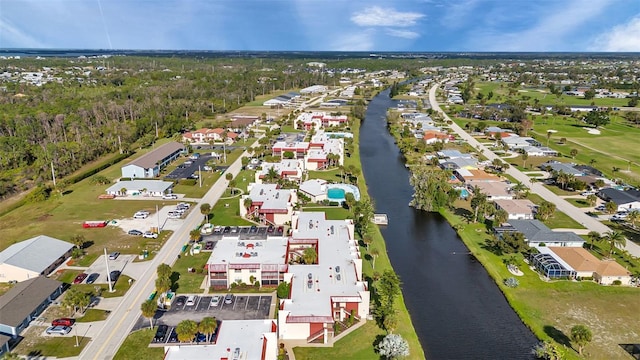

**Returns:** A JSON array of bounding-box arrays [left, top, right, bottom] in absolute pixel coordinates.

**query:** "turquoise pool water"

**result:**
[[327, 188, 346, 201], [459, 188, 469, 198]]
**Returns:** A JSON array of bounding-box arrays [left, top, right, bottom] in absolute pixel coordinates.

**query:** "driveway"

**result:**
[[429, 82, 640, 258], [111, 205, 190, 233], [84, 254, 137, 284]]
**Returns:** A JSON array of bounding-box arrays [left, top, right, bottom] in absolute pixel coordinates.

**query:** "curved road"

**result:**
[[428, 82, 640, 258]]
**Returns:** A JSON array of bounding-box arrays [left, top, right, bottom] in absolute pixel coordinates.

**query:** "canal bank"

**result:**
[[360, 88, 537, 359]]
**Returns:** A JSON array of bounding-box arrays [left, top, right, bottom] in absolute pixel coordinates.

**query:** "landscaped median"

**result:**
[[440, 208, 640, 360]]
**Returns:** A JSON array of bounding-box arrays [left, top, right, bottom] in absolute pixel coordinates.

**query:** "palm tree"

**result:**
[[586, 231, 601, 250], [189, 229, 201, 243], [370, 248, 380, 269], [627, 209, 640, 228], [302, 247, 318, 264], [521, 153, 529, 169], [176, 319, 199, 343], [603, 230, 626, 257], [511, 181, 527, 199], [157, 263, 172, 280], [605, 201, 618, 214], [155, 276, 172, 295], [570, 325, 592, 356], [141, 300, 157, 328], [470, 187, 487, 223], [586, 194, 597, 207], [198, 317, 218, 343], [243, 197, 253, 213], [200, 203, 211, 222]]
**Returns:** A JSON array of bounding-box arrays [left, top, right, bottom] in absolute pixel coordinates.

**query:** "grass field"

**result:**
[[442, 209, 640, 360], [75, 308, 109, 322], [171, 249, 209, 294], [14, 332, 88, 357], [113, 328, 164, 360]]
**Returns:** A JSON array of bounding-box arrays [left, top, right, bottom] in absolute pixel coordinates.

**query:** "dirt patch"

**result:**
[[37, 213, 53, 221]]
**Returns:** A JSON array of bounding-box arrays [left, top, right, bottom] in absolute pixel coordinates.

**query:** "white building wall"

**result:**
[[277, 310, 311, 340], [0, 263, 40, 283]]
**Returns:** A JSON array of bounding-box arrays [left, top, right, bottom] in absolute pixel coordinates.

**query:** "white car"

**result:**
[[167, 211, 181, 219], [46, 325, 71, 335], [162, 193, 178, 200], [210, 296, 220, 307], [177, 202, 191, 209], [143, 232, 158, 239], [133, 211, 149, 219]]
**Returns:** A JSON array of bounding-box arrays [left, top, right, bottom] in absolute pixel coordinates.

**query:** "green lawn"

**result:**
[[15, 335, 88, 357], [57, 270, 82, 284], [308, 168, 343, 182], [525, 193, 585, 229], [294, 322, 384, 360], [74, 274, 134, 298], [172, 249, 209, 294], [75, 309, 109, 322], [441, 209, 640, 360], [303, 206, 352, 220], [113, 328, 164, 360], [565, 198, 591, 208]]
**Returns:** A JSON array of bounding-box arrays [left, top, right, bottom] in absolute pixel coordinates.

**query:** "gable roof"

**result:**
[[0, 235, 73, 273], [598, 188, 640, 206], [0, 276, 62, 327], [125, 142, 184, 169], [547, 247, 600, 272], [502, 220, 585, 245], [494, 199, 536, 215]]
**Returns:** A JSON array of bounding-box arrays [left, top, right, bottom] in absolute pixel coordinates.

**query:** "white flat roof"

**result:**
[[258, 160, 303, 177], [208, 237, 288, 265], [105, 180, 173, 193], [299, 179, 327, 197], [285, 212, 365, 318], [247, 184, 293, 211], [163, 319, 276, 360]]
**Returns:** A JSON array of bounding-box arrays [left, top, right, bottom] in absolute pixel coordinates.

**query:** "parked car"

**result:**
[[595, 205, 606, 211], [249, 225, 258, 234], [133, 211, 149, 219], [205, 241, 214, 250], [231, 226, 239, 234], [162, 193, 178, 200], [168, 329, 179, 343], [224, 293, 234, 304], [267, 225, 274, 233], [108, 252, 120, 260], [223, 226, 231, 234], [210, 296, 221, 307], [52, 318, 75, 327], [195, 332, 207, 343], [153, 325, 169, 343], [175, 296, 186, 307], [109, 270, 121, 283], [73, 273, 88, 284], [186, 295, 197, 306], [128, 229, 143, 236], [85, 273, 99, 284], [177, 202, 191, 209], [143, 232, 158, 239], [46, 326, 72, 335], [277, 226, 284, 234], [168, 211, 181, 219]]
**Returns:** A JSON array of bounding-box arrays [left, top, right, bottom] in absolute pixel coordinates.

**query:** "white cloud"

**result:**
[[469, 0, 611, 51], [592, 15, 640, 51], [330, 30, 375, 51], [351, 6, 424, 27], [0, 17, 47, 48], [386, 29, 420, 39]]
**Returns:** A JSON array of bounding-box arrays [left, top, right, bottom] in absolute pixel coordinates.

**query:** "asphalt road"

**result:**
[[80, 140, 256, 360], [428, 82, 640, 258]]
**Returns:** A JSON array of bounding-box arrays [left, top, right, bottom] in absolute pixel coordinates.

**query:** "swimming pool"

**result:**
[[326, 184, 361, 203], [457, 187, 470, 198]]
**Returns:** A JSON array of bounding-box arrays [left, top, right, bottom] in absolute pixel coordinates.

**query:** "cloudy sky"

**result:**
[[1, 0, 639, 51]]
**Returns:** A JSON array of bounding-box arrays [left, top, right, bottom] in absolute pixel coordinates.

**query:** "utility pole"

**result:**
[[118, 135, 123, 154], [104, 248, 114, 293], [155, 121, 159, 138], [156, 204, 161, 232], [199, 166, 202, 188]]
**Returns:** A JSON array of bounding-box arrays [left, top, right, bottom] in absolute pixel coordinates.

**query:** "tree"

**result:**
[[382, 311, 398, 333], [570, 148, 578, 159], [603, 230, 626, 257], [200, 203, 211, 222], [494, 209, 508, 226], [283, 150, 295, 159], [628, 96, 638, 107], [586, 194, 597, 207], [244, 197, 253, 213], [276, 282, 290, 299], [189, 229, 201, 243], [546, 130, 553, 146], [584, 110, 610, 128], [586, 231, 601, 250], [176, 319, 199, 343], [570, 324, 592, 356], [594, 179, 605, 189], [409, 167, 454, 212], [141, 299, 157, 328], [536, 201, 556, 221], [155, 276, 172, 295], [198, 317, 218, 343], [605, 201, 617, 214], [344, 192, 356, 209], [353, 198, 374, 236], [370, 248, 380, 269], [521, 153, 529, 169], [229, 179, 237, 194], [376, 270, 401, 313], [583, 89, 596, 100], [531, 340, 564, 360], [70, 234, 86, 249], [157, 263, 172, 280], [225, 172, 233, 181], [302, 247, 318, 264], [627, 209, 640, 228], [377, 334, 410, 359], [470, 188, 488, 223], [511, 181, 527, 199]]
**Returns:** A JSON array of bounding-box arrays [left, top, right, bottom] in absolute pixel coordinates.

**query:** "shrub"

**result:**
[[180, 179, 198, 186], [504, 277, 519, 288], [612, 280, 622, 286]]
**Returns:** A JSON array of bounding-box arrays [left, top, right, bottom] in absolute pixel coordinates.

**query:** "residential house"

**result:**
[[437, 150, 475, 159], [0, 277, 64, 338], [240, 184, 297, 225], [502, 136, 538, 150], [105, 180, 174, 197], [468, 181, 513, 201], [541, 161, 585, 176], [494, 199, 537, 220], [0, 235, 74, 283], [598, 188, 640, 212], [121, 142, 185, 178], [536, 247, 632, 285], [496, 220, 585, 247], [455, 169, 501, 183], [423, 130, 450, 145]]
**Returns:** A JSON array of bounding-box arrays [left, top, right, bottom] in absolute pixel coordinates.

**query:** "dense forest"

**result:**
[[0, 56, 420, 199]]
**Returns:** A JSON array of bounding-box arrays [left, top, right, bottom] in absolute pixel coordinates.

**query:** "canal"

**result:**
[[359, 88, 537, 359]]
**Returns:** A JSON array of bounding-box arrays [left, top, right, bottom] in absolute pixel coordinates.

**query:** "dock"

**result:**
[[373, 214, 388, 225]]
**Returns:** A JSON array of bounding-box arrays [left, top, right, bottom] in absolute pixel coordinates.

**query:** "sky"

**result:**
[[1, 0, 639, 52]]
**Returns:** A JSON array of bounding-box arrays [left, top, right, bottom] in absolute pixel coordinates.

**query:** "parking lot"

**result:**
[[136, 294, 274, 345], [82, 254, 135, 284], [202, 225, 284, 243], [165, 154, 213, 180], [113, 205, 190, 234]]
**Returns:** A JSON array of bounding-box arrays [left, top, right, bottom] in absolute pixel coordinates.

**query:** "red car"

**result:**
[[73, 273, 88, 284], [52, 318, 75, 327]]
